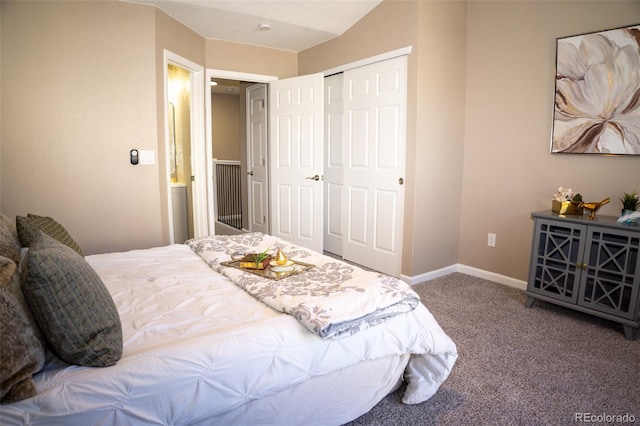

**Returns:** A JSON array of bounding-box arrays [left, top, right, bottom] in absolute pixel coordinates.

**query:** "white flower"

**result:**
[[553, 186, 579, 202]]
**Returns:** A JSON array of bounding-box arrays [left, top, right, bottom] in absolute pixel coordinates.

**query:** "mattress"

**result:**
[[0, 244, 457, 425]]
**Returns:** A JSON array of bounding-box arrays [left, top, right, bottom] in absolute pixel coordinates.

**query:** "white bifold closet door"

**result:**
[[341, 56, 407, 277], [268, 57, 407, 277]]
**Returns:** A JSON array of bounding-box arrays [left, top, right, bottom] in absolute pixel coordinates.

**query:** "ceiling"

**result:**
[[127, 0, 382, 53], [210, 78, 242, 95]]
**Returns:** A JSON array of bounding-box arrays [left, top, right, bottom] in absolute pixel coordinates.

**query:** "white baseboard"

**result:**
[[405, 264, 527, 290], [401, 264, 457, 285], [456, 264, 527, 290]]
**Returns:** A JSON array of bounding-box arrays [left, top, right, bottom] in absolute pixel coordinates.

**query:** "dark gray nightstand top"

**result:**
[[531, 210, 639, 233]]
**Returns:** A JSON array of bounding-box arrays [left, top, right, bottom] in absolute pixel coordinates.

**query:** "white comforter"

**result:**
[[0, 244, 457, 425]]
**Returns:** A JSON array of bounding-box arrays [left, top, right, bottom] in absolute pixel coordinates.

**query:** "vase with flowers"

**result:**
[[552, 186, 583, 215]]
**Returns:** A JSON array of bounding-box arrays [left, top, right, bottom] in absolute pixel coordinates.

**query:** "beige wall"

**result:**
[[0, 1, 297, 255], [211, 93, 241, 161], [0, 1, 207, 254], [1, 1, 162, 254], [205, 39, 297, 78], [460, 1, 640, 281], [298, 1, 418, 75], [411, 1, 467, 276]]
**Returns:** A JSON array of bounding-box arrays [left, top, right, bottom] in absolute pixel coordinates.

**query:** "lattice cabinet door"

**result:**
[[528, 219, 586, 304], [577, 228, 640, 320]]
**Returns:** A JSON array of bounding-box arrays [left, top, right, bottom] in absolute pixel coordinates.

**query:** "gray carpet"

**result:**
[[345, 273, 640, 425]]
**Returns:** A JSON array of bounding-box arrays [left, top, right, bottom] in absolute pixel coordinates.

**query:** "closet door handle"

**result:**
[[247, 171, 254, 176], [306, 174, 320, 181]]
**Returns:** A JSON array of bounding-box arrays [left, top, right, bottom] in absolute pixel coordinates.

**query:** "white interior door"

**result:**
[[342, 56, 407, 277], [269, 73, 324, 252], [323, 73, 344, 255], [247, 84, 269, 234]]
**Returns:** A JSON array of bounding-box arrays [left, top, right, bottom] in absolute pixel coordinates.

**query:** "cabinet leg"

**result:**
[[623, 325, 638, 340], [525, 297, 535, 309]]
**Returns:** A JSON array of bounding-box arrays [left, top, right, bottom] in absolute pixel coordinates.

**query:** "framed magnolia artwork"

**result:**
[[551, 24, 640, 155]]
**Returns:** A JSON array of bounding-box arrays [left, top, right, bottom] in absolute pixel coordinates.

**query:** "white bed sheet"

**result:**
[[0, 244, 457, 425]]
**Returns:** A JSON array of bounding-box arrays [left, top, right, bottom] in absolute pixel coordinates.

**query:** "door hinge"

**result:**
[[191, 176, 195, 182]]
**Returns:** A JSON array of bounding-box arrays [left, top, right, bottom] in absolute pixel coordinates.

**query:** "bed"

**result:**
[[0, 214, 457, 425]]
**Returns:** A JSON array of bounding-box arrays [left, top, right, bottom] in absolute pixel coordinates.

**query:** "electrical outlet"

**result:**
[[488, 233, 496, 247]]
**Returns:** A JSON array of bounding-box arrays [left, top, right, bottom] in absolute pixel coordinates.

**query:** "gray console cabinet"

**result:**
[[525, 211, 640, 339]]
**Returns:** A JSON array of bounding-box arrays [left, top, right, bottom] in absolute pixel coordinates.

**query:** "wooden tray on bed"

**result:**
[[220, 259, 314, 281]]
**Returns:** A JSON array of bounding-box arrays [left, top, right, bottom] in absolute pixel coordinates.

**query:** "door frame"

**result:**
[[321, 46, 411, 76], [163, 50, 205, 243], [205, 69, 278, 234]]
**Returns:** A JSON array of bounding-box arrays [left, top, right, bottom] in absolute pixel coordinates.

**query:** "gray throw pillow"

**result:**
[[0, 256, 46, 404], [21, 232, 122, 367], [0, 213, 21, 264], [16, 214, 84, 257]]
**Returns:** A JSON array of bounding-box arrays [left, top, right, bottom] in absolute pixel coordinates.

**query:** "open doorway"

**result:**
[[167, 64, 193, 242], [206, 69, 277, 236], [209, 79, 269, 236], [163, 50, 205, 244], [209, 78, 246, 236]]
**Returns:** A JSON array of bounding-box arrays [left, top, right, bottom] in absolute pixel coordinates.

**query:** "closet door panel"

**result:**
[[342, 56, 407, 277]]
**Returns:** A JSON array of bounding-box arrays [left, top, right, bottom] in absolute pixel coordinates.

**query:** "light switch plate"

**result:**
[[139, 150, 156, 165]]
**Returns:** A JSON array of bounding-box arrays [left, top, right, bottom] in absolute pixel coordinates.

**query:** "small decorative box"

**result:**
[[552, 200, 583, 215], [238, 254, 272, 269]]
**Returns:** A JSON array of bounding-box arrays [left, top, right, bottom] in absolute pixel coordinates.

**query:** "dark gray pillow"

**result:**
[[0, 213, 21, 264], [21, 232, 122, 367], [0, 256, 46, 403], [16, 214, 84, 257]]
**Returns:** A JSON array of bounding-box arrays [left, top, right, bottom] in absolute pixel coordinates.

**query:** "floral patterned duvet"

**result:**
[[187, 233, 420, 339]]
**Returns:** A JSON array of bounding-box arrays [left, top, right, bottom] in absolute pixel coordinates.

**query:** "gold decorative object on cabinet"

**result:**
[[579, 198, 610, 219], [551, 200, 583, 215]]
